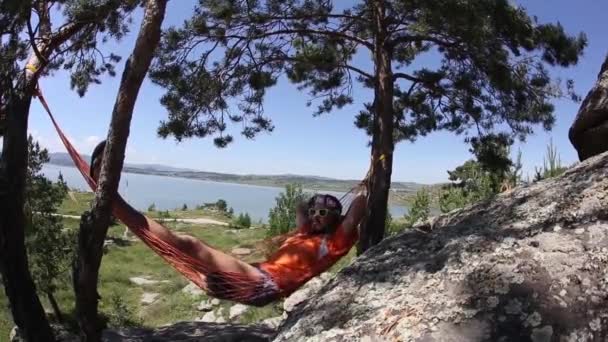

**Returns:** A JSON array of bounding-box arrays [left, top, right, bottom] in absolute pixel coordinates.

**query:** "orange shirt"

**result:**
[[258, 223, 358, 296]]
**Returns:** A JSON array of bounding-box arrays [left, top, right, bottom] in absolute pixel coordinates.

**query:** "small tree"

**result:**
[[403, 188, 431, 228], [438, 159, 496, 213], [181, 203, 188, 211], [215, 199, 228, 212], [438, 137, 523, 213], [267, 184, 308, 237], [148, 203, 156, 212], [24, 137, 71, 322], [233, 212, 252, 229], [243, 213, 251, 228], [438, 186, 470, 214]]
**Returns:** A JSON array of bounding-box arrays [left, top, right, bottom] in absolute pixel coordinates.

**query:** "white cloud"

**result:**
[[124, 146, 160, 164], [85, 135, 101, 149], [26, 126, 92, 154]]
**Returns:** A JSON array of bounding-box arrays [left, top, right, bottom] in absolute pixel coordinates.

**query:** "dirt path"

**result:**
[[53, 213, 228, 226]]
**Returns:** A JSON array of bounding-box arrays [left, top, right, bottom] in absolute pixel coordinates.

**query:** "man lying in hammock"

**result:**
[[90, 141, 367, 306]]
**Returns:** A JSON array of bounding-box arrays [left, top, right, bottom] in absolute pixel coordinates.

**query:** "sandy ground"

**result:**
[[53, 213, 229, 226]]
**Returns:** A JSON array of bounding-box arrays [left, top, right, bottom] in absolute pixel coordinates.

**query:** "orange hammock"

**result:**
[[35, 88, 363, 304]]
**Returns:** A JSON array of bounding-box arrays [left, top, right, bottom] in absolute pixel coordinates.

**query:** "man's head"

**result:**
[[90, 140, 106, 181], [306, 194, 342, 233]]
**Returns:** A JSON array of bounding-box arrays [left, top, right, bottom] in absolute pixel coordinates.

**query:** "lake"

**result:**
[[42, 164, 409, 223]]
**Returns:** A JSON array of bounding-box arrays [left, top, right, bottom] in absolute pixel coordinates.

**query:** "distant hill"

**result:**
[[49, 152, 194, 172], [48, 152, 440, 204]]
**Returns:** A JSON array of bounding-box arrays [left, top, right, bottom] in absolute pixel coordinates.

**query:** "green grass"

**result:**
[[59, 191, 95, 216]]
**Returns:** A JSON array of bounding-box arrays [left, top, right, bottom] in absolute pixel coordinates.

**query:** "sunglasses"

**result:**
[[308, 208, 335, 217]]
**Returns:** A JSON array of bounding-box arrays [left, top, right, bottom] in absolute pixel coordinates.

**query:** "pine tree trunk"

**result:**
[[357, 0, 394, 254], [0, 87, 55, 341], [47, 291, 64, 323], [569, 56, 608, 161], [73, 1, 167, 341]]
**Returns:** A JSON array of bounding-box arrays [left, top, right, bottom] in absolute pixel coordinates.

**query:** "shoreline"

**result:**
[[46, 163, 416, 206]]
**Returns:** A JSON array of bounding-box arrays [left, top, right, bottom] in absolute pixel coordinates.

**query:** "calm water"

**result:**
[[42, 164, 408, 222]]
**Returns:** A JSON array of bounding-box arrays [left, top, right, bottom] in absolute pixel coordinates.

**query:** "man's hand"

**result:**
[[295, 200, 309, 228]]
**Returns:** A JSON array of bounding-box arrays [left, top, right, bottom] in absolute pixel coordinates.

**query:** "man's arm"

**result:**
[[295, 200, 309, 229], [341, 194, 367, 234]]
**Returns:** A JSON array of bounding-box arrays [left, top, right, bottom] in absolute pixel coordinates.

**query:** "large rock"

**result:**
[[198, 310, 220, 323], [103, 322, 274, 341], [197, 299, 214, 312], [231, 247, 252, 256], [182, 281, 204, 297], [129, 276, 168, 286], [274, 151, 608, 341], [262, 316, 285, 330], [11, 325, 78, 342], [229, 304, 250, 320], [569, 55, 608, 161], [282, 273, 332, 313], [141, 292, 160, 305], [9, 326, 19, 342]]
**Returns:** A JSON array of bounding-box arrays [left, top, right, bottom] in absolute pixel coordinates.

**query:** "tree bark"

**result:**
[[0, 86, 55, 342], [0, 5, 58, 335], [569, 55, 608, 161], [357, 0, 394, 254], [47, 291, 64, 323], [72, 1, 167, 341]]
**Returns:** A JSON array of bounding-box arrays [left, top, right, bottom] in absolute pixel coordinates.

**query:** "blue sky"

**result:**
[[22, 0, 608, 183]]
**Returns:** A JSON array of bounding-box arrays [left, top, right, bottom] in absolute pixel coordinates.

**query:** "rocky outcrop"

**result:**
[[274, 151, 608, 341], [102, 322, 274, 342], [569, 55, 608, 161], [282, 272, 332, 313]]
